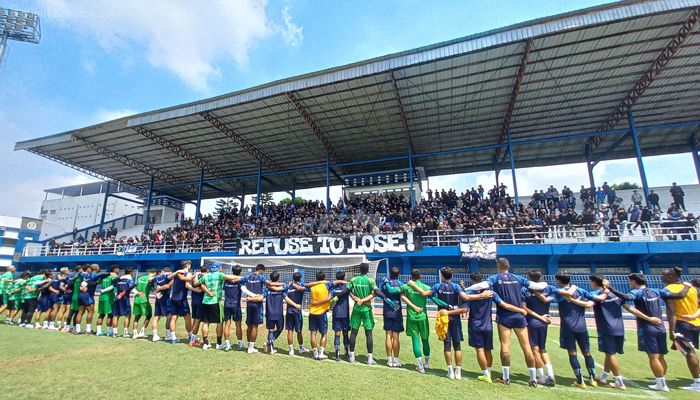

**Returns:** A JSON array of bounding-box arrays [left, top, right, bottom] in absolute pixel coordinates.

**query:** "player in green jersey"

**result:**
[[385, 269, 449, 373], [339, 262, 396, 365], [21, 271, 50, 328], [196, 262, 245, 350], [132, 269, 156, 339], [0, 265, 16, 322], [7, 272, 28, 324], [96, 266, 119, 336]]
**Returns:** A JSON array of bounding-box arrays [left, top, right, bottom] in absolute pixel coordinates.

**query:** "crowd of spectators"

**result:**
[[46, 181, 698, 253]]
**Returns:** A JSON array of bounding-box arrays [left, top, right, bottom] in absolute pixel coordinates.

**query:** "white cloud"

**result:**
[[92, 108, 138, 123], [280, 6, 303, 47], [81, 58, 95, 74], [38, 0, 304, 91]]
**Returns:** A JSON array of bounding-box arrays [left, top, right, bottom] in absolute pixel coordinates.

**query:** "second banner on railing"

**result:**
[[459, 237, 497, 259], [237, 232, 420, 255]]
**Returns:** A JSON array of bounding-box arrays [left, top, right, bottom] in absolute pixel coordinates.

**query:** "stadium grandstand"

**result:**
[[11, 0, 700, 278]]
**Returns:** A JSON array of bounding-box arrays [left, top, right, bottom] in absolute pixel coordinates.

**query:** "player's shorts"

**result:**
[[98, 299, 113, 315], [560, 328, 590, 352], [528, 325, 548, 350], [78, 295, 93, 307], [0, 294, 4, 306], [246, 302, 263, 326], [49, 293, 62, 306], [638, 328, 668, 355], [497, 314, 528, 329], [201, 303, 222, 324], [332, 317, 350, 332], [62, 294, 73, 305], [132, 302, 152, 317], [266, 318, 284, 332], [37, 297, 51, 312], [112, 300, 131, 317], [154, 300, 170, 317], [23, 298, 38, 314], [7, 300, 16, 311], [169, 299, 190, 316], [383, 316, 404, 333], [468, 327, 493, 350], [674, 321, 699, 350], [285, 312, 303, 332], [308, 313, 328, 334], [350, 308, 374, 330], [445, 317, 464, 343], [191, 302, 203, 320], [223, 306, 242, 322], [406, 317, 429, 339], [598, 334, 624, 354]]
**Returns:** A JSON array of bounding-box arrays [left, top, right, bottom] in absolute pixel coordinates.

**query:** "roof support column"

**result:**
[[256, 161, 262, 216], [506, 128, 518, 205], [584, 145, 596, 191], [144, 176, 154, 225], [195, 168, 204, 225], [408, 142, 415, 209], [98, 181, 111, 236], [326, 152, 331, 210], [627, 111, 650, 205], [691, 137, 700, 184], [291, 180, 296, 204]]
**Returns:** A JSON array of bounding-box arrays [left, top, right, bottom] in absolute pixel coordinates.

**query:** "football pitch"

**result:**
[[0, 317, 696, 400]]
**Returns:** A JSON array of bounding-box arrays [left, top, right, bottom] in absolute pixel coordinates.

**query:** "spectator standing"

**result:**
[[595, 187, 606, 205], [607, 188, 616, 206], [648, 189, 660, 210], [670, 182, 685, 210], [630, 190, 643, 207]]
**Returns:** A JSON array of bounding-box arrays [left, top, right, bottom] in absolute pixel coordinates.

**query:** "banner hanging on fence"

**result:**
[[238, 232, 419, 256], [460, 237, 496, 260]]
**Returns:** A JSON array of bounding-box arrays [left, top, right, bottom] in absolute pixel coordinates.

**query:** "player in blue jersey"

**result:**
[[60, 266, 82, 332], [240, 264, 284, 354], [35, 271, 54, 329], [605, 273, 690, 392], [222, 264, 244, 351], [77, 265, 110, 334], [151, 267, 175, 342], [380, 267, 404, 367], [45, 270, 66, 330], [452, 272, 530, 384], [285, 271, 308, 356], [263, 271, 301, 355], [407, 267, 493, 380], [465, 258, 548, 385], [188, 266, 206, 347], [551, 272, 597, 389], [112, 268, 136, 337], [330, 271, 352, 361], [581, 274, 628, 390], [167, 261, 194, 344], [521, 270, 556, 386]]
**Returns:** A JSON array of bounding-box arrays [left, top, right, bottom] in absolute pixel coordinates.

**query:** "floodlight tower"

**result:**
[[0, 7, 41, 68]]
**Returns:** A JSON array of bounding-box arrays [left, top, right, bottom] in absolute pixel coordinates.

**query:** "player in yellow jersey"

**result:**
[[661, 267, 700, 391], [307, 271, 334, 360]]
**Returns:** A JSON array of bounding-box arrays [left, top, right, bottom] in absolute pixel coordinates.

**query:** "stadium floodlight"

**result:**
[[0, 7, 41, 68]]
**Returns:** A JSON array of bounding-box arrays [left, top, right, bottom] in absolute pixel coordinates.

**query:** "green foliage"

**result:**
[[279, 196, 306, 205], [214, 197, 237, 218], [251, 192, 274, 206], [610, 181, 641, 190]]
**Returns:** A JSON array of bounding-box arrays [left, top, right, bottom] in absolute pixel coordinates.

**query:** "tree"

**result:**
[[251, 192, 274, 206], [214, 197, 237, 218], [280, 196, 306, 205], [610, 182, 641, 190]]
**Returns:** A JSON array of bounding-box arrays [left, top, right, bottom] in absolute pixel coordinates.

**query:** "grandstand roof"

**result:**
[[15, 0, 700, 201]]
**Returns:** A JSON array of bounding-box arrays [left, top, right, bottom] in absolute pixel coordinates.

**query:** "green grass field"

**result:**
[[0, 315, 697, 400]]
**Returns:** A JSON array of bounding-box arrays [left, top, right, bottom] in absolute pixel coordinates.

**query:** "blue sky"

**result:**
[[0, 0, 697, 219]]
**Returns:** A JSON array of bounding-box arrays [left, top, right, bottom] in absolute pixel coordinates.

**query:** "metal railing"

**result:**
[[21, 220, 700, 257], [24, 241, 239, 257], [421, 221, 700, 246]]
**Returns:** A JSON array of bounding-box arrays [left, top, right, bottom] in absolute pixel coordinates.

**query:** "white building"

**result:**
[[40, 182, 142, 240], [0, 215, 41, 268]]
